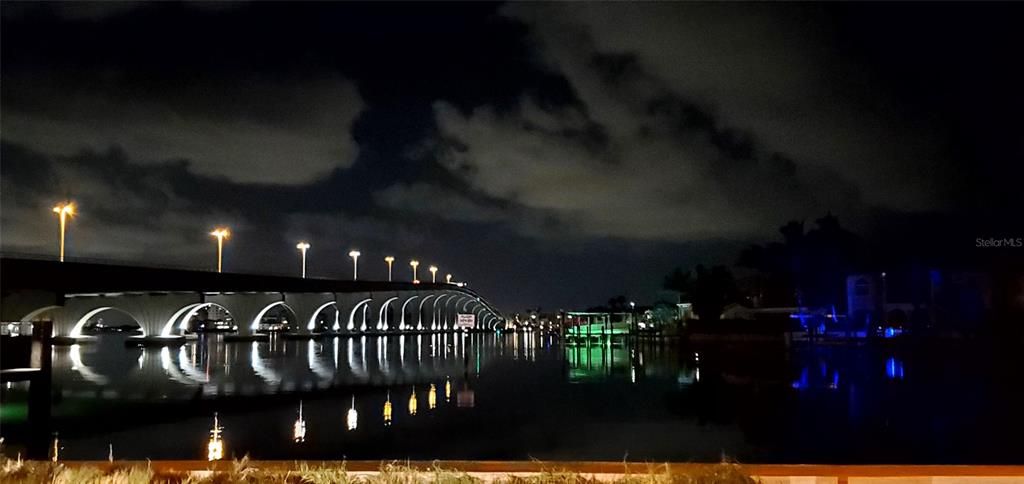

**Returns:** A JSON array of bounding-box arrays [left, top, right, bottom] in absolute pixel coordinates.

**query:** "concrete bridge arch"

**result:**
[[336, 292, 372, 333], [398, 293, 419, 330], [282, 292, 335, 334], [416, 294, 437, 330], [1, 258, 505, 340], [204, 292, 285, 336], [368, 292, 401, 331], [24, 292, 201, 339]]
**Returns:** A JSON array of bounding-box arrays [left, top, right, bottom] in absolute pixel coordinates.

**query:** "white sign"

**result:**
[[456, 313, 476, 329]]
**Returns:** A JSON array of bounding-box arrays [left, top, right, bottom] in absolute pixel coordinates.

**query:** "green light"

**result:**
[[0, 402, 28, 423]]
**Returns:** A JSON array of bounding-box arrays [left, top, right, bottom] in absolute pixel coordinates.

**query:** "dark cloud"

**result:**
[[375, 183, 507, 225], [503, 3, 955, 212], [2, 142, 216, 262], [416, 39, 868, 241], [3, 75, 363, 185], [1, 1, 145, 21], [2, 2, 1022, 311], [388, 4, 963, 245]]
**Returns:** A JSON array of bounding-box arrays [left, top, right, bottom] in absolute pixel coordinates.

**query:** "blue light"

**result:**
[[885, 357, 905, 380], [788, 311, 810, 329], [881, 326, 903, 338], [792, 367, 809, 389]]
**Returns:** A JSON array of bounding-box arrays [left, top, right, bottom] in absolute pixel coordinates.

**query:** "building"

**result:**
[[846, 269, 994, 332]]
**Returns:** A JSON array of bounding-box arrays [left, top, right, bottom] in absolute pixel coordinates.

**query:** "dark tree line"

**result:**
[[664, 212, 865, 320], [663, 264, 739, 321], [586, 295, 631, 313], [738, 212, 864, 309]]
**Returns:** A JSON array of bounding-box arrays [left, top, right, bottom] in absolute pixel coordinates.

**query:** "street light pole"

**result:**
[[881, 271, 888, 325], [384, 256, 395, 281], [429, 266, 438, 283], [410, 260, 419, 283], [52, 202, 76, 262], [210, 228, 230, 273], [629, 301, 636, 335], [446, 274, 452, 284], [348, 250, 361, 280], [296, 242, 310, 278]]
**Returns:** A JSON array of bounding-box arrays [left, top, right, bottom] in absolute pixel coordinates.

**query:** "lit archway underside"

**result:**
[[250, 301, 297, 332], [161, 302, 233, 337], [69, 306, 145, 338], [348, 298, 372, 331], [308, 301, 337, 331]]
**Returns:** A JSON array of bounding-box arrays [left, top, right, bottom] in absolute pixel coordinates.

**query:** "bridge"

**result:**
[[0, 258, 504, 342]]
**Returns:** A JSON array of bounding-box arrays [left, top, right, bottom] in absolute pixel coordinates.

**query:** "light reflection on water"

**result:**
[[52, 333, 501, 399], [12, 332, 1024, 463]]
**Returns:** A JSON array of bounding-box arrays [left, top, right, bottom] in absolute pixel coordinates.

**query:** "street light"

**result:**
[[52, 202, 76, 262], [446, 274, 452, 284], [384, 256, 395, 281], [429, 265, 438, 283], [410, 260, 420, 283], [210, 228, 230, 273], [296, 242, 310, 278], [348, 250, 361, 280]]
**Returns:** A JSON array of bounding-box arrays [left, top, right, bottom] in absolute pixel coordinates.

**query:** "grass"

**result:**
[[1, 456, 154, 484], [0, 456, 758, 484]]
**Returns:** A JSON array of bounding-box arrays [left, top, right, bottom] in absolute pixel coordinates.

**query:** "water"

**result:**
[[2, 332, 1024, 463]]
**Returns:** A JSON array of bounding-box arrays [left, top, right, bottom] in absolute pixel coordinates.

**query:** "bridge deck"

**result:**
[[0, 257, 448, 294]]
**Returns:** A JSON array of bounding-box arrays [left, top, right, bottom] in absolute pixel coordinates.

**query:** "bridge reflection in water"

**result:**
[[50, 332, 501, 401], [19, 329, 1019, 464]]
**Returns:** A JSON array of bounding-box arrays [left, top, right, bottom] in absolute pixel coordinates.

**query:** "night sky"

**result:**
[[2, 2, 1022, 312]]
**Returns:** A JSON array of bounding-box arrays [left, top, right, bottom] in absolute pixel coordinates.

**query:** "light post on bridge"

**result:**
[[296, 242, 310, 278], [348, 250, 361, 280], [210, 228, 230, 273], [410, 260, 420, 283], [446, 273, 452, 284], [384, 256, 395, 281], [52, 202, 76, 262], [429, 265, 438, 283]]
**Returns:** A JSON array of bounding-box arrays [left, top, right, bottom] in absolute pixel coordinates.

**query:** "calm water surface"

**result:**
[[3, 331, 1024, 463]]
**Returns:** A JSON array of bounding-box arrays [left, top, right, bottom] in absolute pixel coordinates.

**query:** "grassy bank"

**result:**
[[1, 457, 756, 484]]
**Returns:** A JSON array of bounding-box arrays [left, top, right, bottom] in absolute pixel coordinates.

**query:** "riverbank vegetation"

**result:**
[[1, 457, 756, 483]]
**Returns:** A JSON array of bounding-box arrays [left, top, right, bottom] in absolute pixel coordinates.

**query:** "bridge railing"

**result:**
[[0, 251, 223, 273], [1, 251, 344, 281]]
